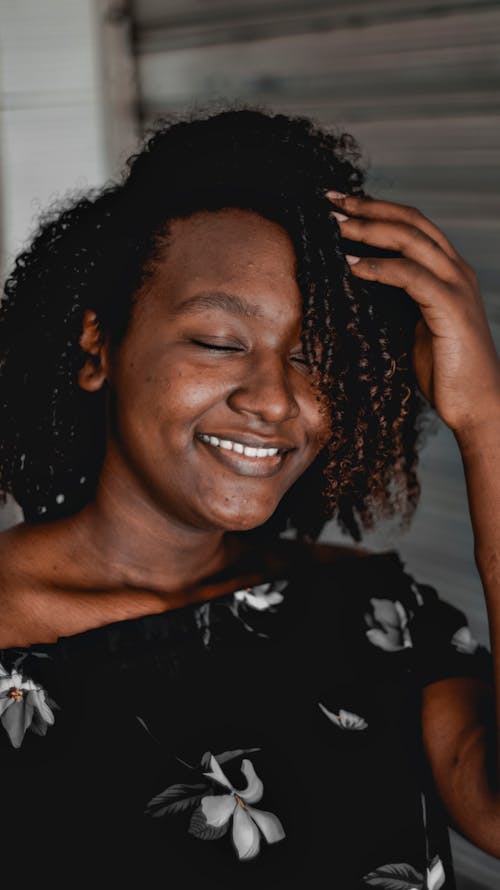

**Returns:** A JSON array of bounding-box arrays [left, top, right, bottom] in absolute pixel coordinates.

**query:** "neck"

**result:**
[[58, 465, 247, 598]]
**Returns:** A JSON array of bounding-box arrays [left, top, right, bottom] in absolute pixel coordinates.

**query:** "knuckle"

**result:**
[[351, 217, 368, 234], [443, 257, 464, 286], [401, 223, 425, 246], [446, 258, 470, 286], [406, 260, 423, 283], [443, 281, 461, 301]]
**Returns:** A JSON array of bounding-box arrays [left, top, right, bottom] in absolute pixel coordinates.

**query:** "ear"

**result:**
[[77, 309, 108, 392]]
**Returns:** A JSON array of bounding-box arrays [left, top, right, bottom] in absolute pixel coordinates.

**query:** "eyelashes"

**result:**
[[191, 339, 240, 352], [190, 340, 309, 366]]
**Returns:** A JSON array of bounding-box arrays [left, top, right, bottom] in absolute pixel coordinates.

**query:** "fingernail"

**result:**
[[330, 211, 349, 222], [345, 254, 361, 265], [325, 190, 346, 200]]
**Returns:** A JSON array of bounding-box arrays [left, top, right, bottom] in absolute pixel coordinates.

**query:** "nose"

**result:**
[[227, 351, 300, 423]]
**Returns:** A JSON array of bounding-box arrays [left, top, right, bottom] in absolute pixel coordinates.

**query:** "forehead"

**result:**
[[138, 208, 303, 325]]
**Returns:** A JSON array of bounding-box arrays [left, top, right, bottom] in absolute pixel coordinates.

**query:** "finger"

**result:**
[[346, 255, 460, 315], [327, 193, 468, 272], [334, 216, 463, 285]]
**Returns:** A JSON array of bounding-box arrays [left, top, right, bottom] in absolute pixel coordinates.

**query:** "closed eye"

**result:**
[[190, 339, 242, 352], [191, 339, 309, 366]]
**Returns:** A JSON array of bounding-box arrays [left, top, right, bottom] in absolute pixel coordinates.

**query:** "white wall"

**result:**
[[0, 0, 114, 528], [0, 0, 109, 263]]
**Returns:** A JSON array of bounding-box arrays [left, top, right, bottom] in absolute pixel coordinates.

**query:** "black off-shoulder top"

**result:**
[[0, 545, 492, 889]]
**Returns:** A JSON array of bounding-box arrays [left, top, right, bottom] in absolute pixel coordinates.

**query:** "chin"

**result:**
[[228, 516, 274, 533], [208, 503, 280, 533]]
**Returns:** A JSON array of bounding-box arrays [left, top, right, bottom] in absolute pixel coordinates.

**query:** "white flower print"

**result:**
[[193, 601, 212, 648], [192, 581, 288, 648], [427, 855, 446, 890], [318, 702, 368, 730], [451, 625, 479, 655], [409, 579, 425, 607], [0, 663, 56, 748], [364, 598, 413, 652], [227, 580, 288, 639], [195, 754, 285, 860], [362, 854, 445, 889], [233, 580, 287, 611], [145, 749, 285, 861]]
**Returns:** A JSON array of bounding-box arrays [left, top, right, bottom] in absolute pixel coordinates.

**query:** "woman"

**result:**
[[0, 109, 498, 888]]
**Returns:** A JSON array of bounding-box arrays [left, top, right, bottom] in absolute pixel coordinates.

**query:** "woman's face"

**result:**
[[102, 208, 331, 532]]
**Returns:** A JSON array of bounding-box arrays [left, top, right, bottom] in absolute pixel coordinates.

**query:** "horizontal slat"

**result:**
[[133, 0, 499, 51], [137, 9, 500, 134]]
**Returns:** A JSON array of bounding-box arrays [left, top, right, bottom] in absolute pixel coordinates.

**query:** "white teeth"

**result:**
[[198, 434, 281, 459]]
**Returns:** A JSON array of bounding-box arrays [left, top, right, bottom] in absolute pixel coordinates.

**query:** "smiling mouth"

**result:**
[[195, 433, 294, 477], [197, 433, 287, 459]]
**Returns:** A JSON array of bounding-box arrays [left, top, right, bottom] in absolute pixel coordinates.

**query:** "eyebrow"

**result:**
[[169, 291, 265, 319]]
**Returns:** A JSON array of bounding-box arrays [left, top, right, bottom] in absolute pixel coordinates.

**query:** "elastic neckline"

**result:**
[[20, 539, 302, 654]]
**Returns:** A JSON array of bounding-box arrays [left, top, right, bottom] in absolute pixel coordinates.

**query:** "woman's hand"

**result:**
[[326, 192, 500, 437]]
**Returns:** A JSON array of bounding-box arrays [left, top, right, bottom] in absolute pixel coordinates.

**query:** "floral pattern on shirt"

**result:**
[[450, 625, 479, 655], [193, 580, 288, 647], [364, 598, 413, 652], [1, 550, 491, 885], [362, 855, 445, 889], [318, 702, 368, 730], [145, 748, 285, 861], [233, 581, 286, 611], [227, 579, 288, 638], [0, 661, 57, 748]]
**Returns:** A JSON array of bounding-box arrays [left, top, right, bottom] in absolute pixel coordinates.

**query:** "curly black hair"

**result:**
[[0, 107, 432, 542]]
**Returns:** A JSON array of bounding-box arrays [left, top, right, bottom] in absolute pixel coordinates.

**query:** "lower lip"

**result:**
[[196, 437, 292, 477]]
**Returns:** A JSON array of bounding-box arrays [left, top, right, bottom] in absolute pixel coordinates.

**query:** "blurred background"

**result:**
[[0, 1, 499, 885]]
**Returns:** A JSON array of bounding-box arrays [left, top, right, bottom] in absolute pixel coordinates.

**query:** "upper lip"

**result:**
[[196, 432, 297, 452]]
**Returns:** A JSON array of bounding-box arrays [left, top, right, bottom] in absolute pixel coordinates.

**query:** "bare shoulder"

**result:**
[[0, 523, 31, 591], [0, 522, 58, 647], [0, 521, 50, 585]]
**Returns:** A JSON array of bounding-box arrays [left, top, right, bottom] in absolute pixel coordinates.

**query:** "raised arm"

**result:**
[[326, 189, 500, 856]]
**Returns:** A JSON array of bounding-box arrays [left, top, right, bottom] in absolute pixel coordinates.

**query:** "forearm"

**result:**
[[421, 414, 500, 854], [423, 678, 500, 856], [454, 412, 500, 761]]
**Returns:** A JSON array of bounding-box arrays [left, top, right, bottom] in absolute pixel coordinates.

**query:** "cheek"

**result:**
[[165, 369, 223, 415], [106, 348, 222, 480], [112, 360, 225, 448]]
